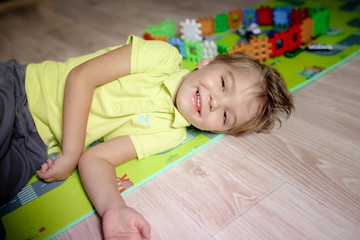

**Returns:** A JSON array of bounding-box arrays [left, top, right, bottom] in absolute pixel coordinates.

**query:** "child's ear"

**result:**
[[197, 57, 215, 69]]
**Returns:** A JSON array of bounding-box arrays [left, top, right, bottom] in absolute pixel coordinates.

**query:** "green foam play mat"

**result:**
[[1, 0, 359, 239]]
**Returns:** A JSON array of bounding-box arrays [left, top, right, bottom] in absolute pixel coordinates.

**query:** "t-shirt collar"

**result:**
[[164, 69, 191, 128]]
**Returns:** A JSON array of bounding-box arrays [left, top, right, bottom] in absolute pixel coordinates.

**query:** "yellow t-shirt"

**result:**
[[25, 35, 190, 159]]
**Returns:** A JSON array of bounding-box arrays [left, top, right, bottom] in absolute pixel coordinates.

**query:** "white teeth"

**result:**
[[196, 91, 200, 112]]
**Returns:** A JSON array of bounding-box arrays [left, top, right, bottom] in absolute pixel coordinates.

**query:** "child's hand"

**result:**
[[102, 206, 151, 240], [36, 152, 78, 182]]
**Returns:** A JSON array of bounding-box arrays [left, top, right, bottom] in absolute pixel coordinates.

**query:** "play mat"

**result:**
[[1, 0, 359, 239]]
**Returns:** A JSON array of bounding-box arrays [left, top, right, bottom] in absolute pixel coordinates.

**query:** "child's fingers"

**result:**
[[47, 158, 53, 168], [41, 162, 49, 172], [36, 168, 55, 182], [36, 169, 46, 179]]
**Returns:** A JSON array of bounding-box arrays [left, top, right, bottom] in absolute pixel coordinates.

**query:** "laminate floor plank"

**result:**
[[154, 139, 285, 235], [214, 183, 360, 240]]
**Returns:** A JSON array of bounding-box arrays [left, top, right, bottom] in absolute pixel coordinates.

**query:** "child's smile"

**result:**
[[193, 88, 201, 115]]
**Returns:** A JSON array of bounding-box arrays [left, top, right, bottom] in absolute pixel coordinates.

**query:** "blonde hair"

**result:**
[[209, 52, 294, 136]]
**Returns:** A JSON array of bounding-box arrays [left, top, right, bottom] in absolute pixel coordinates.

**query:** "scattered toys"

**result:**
[[239, 23, 262, 40], [143, 4, 332, 63]]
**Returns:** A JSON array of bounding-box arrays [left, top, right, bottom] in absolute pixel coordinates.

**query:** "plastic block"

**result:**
[[273, 6, 291, 27], [228, 8, 242, 29], [290, 8, 308, 26], [167, 37, 186, 58], [256, 6, 273, 26], [184, 40, 203, 62], [214, 13, 230, 33], [308, 7, 330, 36], [180, 18, 203, 41], [268, 31, 290, 57], [217, 44, 230, 54], [143, 32, 155, 40], [144, 19, 176, 38], [242, 8, 257, 26], [229, 36, 272, 62], [200, 40, 218, 59], [300, 17, 314, 43], [286, 24, 302, 51], [197, 17, 215, 35]]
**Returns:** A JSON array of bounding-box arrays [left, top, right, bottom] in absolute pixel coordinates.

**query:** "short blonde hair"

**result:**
[[208, 52, 294, 136]]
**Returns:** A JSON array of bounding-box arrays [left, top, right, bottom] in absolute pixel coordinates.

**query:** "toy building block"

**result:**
[[217, 44, 230, 54], [268, 30, 291, 57], [228, 42, 251, 55], [308, 7, 330, 36], [290, 8, 308, 26], [229, 36, 272, 62], [242, 8, 257, 26], [273, 6, 291, 27], [152, 36, 169, 42], [197, 17, 215, 35], [285, 24, 302, 52], [180, 18, 203, 41], [300, 17, 314, 44], [143, 32, 155, 40], [228, 8, 242, 29], [214, 13, 230, 33], [249, 36, 272, 62], [160, 19, 176, 38], [268, 27, 301, 56], [167, 37, 186, 58], [200, 40, 218, 59], [256, 6, 273, 26], [184, 40, 203, 62], [144, 19, 176, 38], [144, 32, 169, 42]]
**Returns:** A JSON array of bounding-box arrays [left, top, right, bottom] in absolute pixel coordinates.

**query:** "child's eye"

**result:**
[[223, 110, 228, 124], [221, 77, 226, 91]]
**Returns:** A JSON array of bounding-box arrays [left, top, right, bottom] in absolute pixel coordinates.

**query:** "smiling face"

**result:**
[[174, 60, 263, 133]]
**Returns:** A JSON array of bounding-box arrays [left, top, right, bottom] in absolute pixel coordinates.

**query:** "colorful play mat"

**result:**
[[1, 0, 359, 239]]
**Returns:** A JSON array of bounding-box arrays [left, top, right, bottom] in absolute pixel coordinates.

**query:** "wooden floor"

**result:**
[[1, 0, 359, 239]]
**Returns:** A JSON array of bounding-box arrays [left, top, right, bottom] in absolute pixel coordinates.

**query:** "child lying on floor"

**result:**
[[0, 35, 293, 239]]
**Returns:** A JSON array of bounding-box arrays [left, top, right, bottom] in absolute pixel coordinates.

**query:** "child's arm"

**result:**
[[37, 44, 132, 181], [78, 135, 151, 240], [37, 43, 151, 238]]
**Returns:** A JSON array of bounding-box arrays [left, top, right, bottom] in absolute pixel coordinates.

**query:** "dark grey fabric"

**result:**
[[0, 60, 48, 206]]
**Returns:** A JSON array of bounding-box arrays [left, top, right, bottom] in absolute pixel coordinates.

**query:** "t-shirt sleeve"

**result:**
[[130, 129, 187, 160], [126, 35, 183, 75]]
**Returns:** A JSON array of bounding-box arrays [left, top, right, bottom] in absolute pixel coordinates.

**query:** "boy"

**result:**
[[0, 35, 293, 239]]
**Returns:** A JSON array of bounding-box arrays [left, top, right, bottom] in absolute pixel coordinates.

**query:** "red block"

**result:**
[[269, 31, 288, 57], [290, 8, 308, 26], [256, 6, 273, 26], [143, 32, 155, 40], [286, 24, 302, 51]]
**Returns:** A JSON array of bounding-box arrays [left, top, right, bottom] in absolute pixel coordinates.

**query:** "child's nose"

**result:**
[[209, 95, 221, 112]]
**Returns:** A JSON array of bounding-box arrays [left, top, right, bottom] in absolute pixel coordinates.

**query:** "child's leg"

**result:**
[[0, 60, 48, 206]]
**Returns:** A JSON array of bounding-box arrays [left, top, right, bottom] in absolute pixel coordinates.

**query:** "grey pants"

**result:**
[[0, 60, 48, 206]]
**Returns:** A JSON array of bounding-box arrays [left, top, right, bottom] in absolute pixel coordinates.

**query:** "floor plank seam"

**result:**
[[152, 180, 217, 239], [211, 181, 287, 237], [223, 137, 289, 182]]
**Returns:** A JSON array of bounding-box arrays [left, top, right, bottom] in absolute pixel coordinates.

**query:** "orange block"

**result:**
[[229, 37, 272, 62], [300, 17, 314, 44], [152, 36, 169, 42], [197, 17, 215, 35], [228, 8, 242, 29]]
